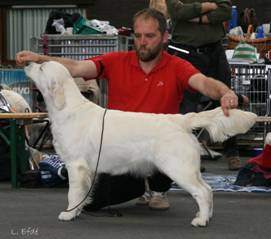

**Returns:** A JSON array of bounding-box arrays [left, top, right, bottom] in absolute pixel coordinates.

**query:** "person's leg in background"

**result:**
[[147, 171, 172, 210], [223, 136, 241, 170], [136, 171, 172, 210], [211, 44, 241, 170]]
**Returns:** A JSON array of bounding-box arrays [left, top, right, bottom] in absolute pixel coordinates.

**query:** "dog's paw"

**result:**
[[191, 217, 208, 227], [58, 211, 77, 221]]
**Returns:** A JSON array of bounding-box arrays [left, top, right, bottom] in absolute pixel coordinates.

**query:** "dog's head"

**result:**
[[25, 61, 70, 110]]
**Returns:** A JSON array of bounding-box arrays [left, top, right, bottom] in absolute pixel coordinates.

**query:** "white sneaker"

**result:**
[[136, 191, 151, 205], [148, 192, 170, 210]]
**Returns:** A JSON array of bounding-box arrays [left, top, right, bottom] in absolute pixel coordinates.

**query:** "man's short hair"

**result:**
[[133, 8, 167, 34]]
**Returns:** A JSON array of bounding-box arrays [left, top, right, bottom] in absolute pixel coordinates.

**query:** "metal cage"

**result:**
[[230, 63, 269, 116], [31, 34, 130, 108], [230, 63, 271, 143], [30, 34, 128, 60]]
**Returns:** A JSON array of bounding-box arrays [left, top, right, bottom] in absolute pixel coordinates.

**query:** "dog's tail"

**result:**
[[184, 107, 257, 142]]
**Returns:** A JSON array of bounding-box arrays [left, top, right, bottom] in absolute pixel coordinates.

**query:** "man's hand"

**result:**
[[201, 2, 218, 13], [16, 51, 42, 66], [220, 90, 238, 116]]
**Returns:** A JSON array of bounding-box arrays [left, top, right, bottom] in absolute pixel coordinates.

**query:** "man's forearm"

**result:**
[[189, 14, 209, 24], [37, 55, 78, 75], [16, 50, 97, 79], [188, 2, 217, 24], [201, 77, 239, 116], [203, 77, 232, 100], [37, 54, 96, 79], [201, 2, 218, 14]]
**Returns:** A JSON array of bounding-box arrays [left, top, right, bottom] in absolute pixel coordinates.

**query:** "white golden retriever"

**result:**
[[24, 61, 257, 227]]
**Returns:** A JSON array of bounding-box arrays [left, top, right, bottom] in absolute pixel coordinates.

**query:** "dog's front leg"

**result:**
[[58, 159, 91, 221]]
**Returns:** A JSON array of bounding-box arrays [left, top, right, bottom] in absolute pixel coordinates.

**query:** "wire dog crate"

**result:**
[[31, 34, 129, 107], [230, 63, 271, 142], [31, 34, 128, 59], [230, 63, 269, 116]]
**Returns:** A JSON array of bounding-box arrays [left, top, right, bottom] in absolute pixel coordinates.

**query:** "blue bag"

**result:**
[[39, 154, 68, 187]]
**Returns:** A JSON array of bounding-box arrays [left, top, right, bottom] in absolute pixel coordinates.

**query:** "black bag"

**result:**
[[0, 137, 10, 181], [19, 170, 42, 188], [44, 10, 81, 34], [234, 163, 271, 187]]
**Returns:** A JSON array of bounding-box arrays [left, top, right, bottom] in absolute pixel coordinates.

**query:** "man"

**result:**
[[165, 0, 245, 170], [16, 8, 239, 211]]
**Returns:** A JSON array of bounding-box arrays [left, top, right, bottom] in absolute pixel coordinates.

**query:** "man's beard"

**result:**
[[136, 43, 163, 62]]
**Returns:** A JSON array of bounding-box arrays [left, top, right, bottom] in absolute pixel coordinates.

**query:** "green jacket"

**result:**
[[166, 0, 231, 47]]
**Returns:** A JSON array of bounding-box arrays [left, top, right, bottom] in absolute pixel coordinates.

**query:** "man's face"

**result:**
[[133, 17, 167, 62]]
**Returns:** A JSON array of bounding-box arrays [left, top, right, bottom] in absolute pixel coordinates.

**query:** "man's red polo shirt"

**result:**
[[89, 51, 199, 114]]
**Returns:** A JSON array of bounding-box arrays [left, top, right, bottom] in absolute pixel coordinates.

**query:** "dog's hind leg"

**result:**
[[156, 155, 213, 227], [189, 182, 213, 227], [58, 159, 91, 221]]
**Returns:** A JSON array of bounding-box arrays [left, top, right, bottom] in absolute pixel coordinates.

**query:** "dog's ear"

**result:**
[[50, 79, 66, 110]]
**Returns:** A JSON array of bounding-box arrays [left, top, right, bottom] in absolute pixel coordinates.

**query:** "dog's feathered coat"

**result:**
[[24, 61, 257, 227]]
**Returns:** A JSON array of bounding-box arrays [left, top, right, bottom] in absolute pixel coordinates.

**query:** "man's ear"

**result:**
[[50, 79, 65, 110], [163, 31, 169, 44]]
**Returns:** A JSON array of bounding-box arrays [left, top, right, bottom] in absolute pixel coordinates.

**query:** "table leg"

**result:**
[[10, 119, 17, 188]]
